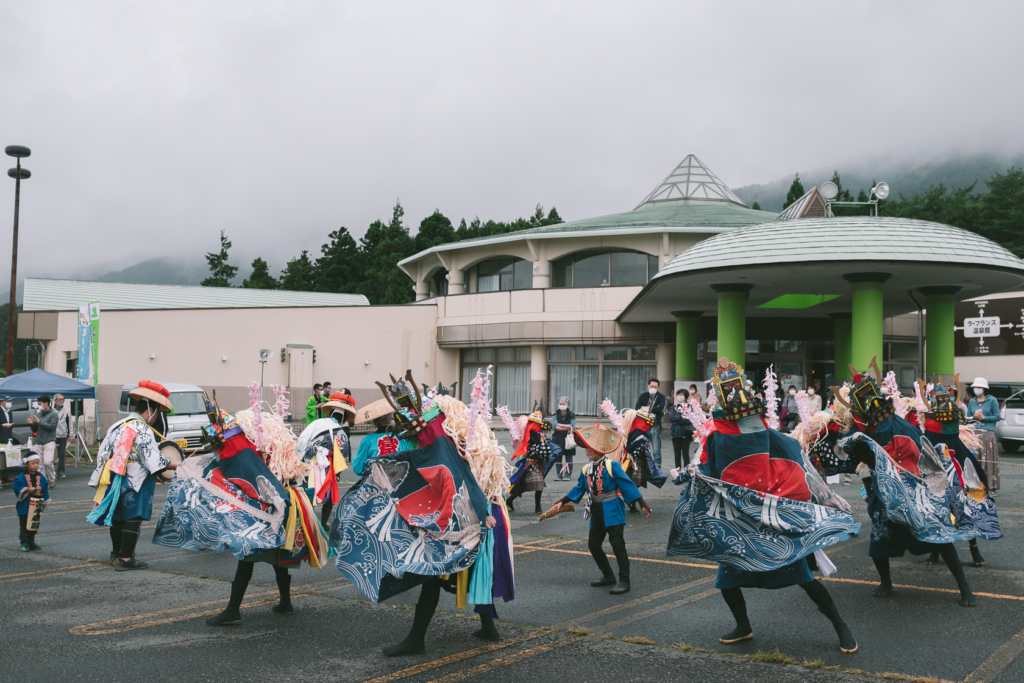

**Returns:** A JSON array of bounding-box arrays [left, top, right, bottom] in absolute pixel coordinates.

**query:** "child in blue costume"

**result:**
[[695, 359, 857, 653], [14, 453, 49, 551], [549, 424, 651, 596]]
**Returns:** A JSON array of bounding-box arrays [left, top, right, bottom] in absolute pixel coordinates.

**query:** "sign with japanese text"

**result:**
[[955, 297, 1024, 356]]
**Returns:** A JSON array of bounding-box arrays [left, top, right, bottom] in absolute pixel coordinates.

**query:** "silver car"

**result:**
[[113, 382, 210, 453], [996, 389, 1024, 453]]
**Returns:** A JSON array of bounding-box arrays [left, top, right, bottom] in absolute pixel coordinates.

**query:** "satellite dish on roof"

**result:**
[[819, 182, 839, 200]]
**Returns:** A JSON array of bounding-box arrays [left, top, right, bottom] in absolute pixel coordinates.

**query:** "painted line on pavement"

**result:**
[[0, 522, 155, 545], [964, 625, 1024, 683], [515, 539, 581, 555], [589, 588, 719, 634], [364, 577, 716, 683], [426, 636, 580, 683], [0, 563, 105, 583], [70, 578, 346, 635]]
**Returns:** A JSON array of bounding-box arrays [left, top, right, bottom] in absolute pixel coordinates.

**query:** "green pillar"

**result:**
[[843, 273, 891, 371], [920, 286, 960, 377], [831, 313, 852, 382], [672, 311, 701, 379], [711, 284, 752, 368]]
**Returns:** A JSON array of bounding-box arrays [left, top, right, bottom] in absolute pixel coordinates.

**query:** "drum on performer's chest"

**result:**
[[157, 441, 184, 482]]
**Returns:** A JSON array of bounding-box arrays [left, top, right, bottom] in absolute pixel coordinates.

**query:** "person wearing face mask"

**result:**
[[52, 394, 72, 480], [669, 389, 695, 468], [967, 378, 1001, 493], [306, 384, 324, 424], [88, 380, 178, 571], [781, 386, 799, 433], [551, 397, 576, 480], [27, 396, 59, 487], [635, 379, 667, 466], [806, 385, 822, 414]]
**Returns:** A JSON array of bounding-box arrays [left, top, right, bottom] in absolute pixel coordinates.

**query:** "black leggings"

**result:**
[[588, 504, 629, 581], [18, 515, 36, 545], [233, 559, 289, 586], [110, 517, 144, 559], [672, 437, 692, 469], [321, 501, 334, 529]]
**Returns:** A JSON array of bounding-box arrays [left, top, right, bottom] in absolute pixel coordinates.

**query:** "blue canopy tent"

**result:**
[[0, 368, 96, 465], [0, 368, 96, 399]]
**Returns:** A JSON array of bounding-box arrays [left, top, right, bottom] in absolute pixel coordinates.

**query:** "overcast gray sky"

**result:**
[[2, 1, 1023, 282]]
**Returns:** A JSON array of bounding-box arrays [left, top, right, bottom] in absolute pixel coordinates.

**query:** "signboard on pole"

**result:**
[[955, 297, 1024, 356], [76, 304, 91, 381], [89, 301, 100, 387]]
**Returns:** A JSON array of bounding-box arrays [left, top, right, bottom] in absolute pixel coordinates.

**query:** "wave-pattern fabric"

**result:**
[[331, 437, 490, 603], [626, 429, 668, 488], [153, 450, 293, 560], [838, 431, 975, 545], [667, 427, 859, 571], [940, 447, 1002, 541]]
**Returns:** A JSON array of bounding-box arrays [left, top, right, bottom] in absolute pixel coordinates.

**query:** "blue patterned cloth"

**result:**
[[667, 427, 860, 573], [331, 437, 490, 603], [838, 431, 976, 549], [153, 449, 293, 561]]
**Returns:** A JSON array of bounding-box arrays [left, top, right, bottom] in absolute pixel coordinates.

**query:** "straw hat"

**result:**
[[573, 424, 623, 455], [128, 380, 174, 413], [321, 391, 356, 415], [354, 398, 395, 425]]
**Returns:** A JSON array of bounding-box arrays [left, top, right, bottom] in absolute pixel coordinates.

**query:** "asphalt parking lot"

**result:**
[[1, 436, 1022, 683]]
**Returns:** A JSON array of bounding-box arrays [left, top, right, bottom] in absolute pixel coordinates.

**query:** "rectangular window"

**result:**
[[497, 347, 514, 363], [576, 346, 599, 361], [478, 348, 495, 363], [461, 348, 477, 362], [477, 273, 499, 293], [604, 345, 627, 361], [496, 364, 530, 413], [610, 251, 648, 286], [515, 347, 531, 362], [648, 254, 659, 281], [602, 365, 657, 413], [630, 345, 656, 361], [513, 259, 533, 290], [549, 346, 572, 361], [549, 364, 600, 416], [573, 252, 609, 288], [552, 256, 572, 288]]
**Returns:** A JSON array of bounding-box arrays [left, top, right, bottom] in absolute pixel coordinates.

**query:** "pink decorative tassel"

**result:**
[[248, 382, 267, 453], [795, 390, 812, 433], [600, 398, 626, 435], [681, 398, 708, 442], [884, 371, 907, 418], [272, 384, 290, 420], [496, 405, 521, 444], [762, 364, 780, 430], [466, 365, 493, 452]]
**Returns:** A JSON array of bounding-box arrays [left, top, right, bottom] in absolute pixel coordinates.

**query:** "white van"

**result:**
[[114, 382, 210, 452]]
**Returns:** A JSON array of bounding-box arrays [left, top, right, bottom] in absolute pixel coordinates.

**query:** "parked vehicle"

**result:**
[[112, 382, 210, 453], [994, 384, 1024, 453]]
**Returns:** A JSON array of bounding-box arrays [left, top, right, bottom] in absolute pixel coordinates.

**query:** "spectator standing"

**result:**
[[669, 388, 695, 468], [53, 394, 72, 480], [967, 378, 1001, 492], [0, 395, 12, 444], [551, 397, 576, 480], [306, 384, 323, 424], [807, 384, 822, 414], [635, 378, 667, 466], [27, 396, 59, 487], [781, 386, 799, 433]]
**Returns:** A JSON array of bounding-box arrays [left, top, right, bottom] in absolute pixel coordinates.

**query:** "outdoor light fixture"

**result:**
[[259, 348, 270, 360], [222, 356, 228, 362], [364, 360, 370, 365], [150, 353, 155, 359], [871, 182, 890, 200], [819, 181, 839, 200], [5, 144, 31, 377]]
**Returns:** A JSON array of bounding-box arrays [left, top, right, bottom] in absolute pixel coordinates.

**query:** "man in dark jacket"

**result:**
[[27, 396, 59, 487], [0, 395, 13, 444], [635, 379, 668, 466]]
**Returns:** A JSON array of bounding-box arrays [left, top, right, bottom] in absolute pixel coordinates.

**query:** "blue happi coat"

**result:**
[[667, 422, 860, 581], [565, 457, 643, 527]]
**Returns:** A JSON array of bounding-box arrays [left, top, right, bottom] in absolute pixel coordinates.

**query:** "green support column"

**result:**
[[831, 313, 852, 381], [843, 273, 891, 371], [711, 284, 752, 367], [672, 311, 701, 380], [919, 286, 960, 377]]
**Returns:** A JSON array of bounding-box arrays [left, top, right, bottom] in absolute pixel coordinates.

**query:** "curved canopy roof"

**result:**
[[619, 217, 1024, 322]]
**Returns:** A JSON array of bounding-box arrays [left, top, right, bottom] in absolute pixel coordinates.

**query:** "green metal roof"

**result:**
[[23, 278, 370, 311]]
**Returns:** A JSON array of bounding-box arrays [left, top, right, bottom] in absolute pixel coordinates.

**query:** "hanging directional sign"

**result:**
[[955, 297, 1024, 356]]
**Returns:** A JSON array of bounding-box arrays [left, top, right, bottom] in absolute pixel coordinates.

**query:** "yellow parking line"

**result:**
[[518, 543, 718, 570], [590, 588, 719, 634], [964, 626, 1024, 683], [0, 564, 105, 584], [821, 577, 1024, 602], [426, 635, 580, 683]]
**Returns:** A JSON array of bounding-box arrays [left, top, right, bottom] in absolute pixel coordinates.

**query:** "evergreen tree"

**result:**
[[784, 174, 805, 209], [314, 227, 363, 293], [542, 206, 563, 226], [359, 200, 416, 304], [279, 250, 317, 291], [831, 171, 854, 202], [242, 257, 279, 289], [980, 167, 1024, 256], [414, 210, 456, 252], [751, 201, 761, 211], [201, 230, 238, 287]]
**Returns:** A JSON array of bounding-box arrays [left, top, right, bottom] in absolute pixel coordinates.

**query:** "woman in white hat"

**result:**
[[967, 377, 1001, 493], [87, 380, 178, 571]]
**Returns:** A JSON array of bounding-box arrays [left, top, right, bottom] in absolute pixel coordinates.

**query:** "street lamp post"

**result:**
[[5, 145, 31, 377]]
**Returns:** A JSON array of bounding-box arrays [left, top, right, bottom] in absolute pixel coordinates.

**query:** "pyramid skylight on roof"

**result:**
[[635, 154, 747, 209]]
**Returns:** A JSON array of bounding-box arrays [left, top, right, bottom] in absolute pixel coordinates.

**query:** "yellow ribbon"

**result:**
[[93, 461, 113, 505], [456, 569, 469, 610], [332, 438, 348, 474], [282, 489, 298, 552]]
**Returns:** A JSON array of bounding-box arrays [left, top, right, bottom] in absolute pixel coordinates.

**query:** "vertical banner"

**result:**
[[89, 301, 100, 388], [77, 304, 91, 381], [89, 301, 101, 440]]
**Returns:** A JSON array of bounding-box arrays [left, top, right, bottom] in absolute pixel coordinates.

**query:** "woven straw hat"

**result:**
[[128, 380, 174, 413], [354, 398, 395, 425], [573, 424, 623, 455], [321, 391, 356, 415]]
